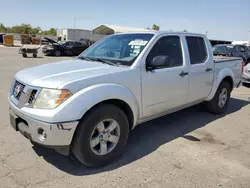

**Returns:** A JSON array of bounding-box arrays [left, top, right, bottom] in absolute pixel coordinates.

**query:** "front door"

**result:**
[[141, 35, 189, 118], [185, 36, 214, 103]]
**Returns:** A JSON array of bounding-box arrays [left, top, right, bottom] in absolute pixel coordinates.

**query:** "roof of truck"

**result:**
[[112, 30, 206, 37]]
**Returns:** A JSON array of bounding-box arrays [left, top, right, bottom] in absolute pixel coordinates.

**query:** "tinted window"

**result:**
[[240, 46, 246, 52], [64, 41, 73, 46], [186, 36, 207, 64], [233, 46, 240, 52], [75, 42, 83, 45], [146, 36, 183, 68]]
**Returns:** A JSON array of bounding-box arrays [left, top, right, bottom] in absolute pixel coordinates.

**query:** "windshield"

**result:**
[[78, 33, 154, 66], [213, 45, 233, 54], [57, 41, 67, 45]]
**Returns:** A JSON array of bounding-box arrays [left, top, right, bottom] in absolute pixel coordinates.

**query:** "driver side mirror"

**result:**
[[146, 55, 170, 71]]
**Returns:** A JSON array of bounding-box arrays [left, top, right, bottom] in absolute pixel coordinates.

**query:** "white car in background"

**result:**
[[242, 63, 250, 84]]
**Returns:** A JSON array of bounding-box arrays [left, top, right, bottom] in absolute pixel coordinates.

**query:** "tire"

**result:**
[[22, 53, 27, 58], [33, 54, 37, 58], [206, 81, 231, 114], [72, 104, 129, 167], [54, 50, 61, 57]]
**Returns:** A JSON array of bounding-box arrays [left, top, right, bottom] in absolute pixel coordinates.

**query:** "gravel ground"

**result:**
[[0, 46, 250, 188]]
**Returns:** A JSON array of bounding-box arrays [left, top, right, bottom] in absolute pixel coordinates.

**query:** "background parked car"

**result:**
[[42, 38, 89, 56], [213, 44, 250, 65]]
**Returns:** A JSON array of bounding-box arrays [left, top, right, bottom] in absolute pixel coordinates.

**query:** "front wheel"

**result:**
[[54, 50, 61, 57], [206, 81, 231, 114], [72, 104, 129, 167]]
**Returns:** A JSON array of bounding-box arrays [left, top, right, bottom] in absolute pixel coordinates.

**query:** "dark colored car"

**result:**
[[42, 37, 89, 56], [213, 44, 250, 65]]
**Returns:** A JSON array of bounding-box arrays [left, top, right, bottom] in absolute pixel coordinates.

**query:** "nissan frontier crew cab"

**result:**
[[9, 31, 243, 167]]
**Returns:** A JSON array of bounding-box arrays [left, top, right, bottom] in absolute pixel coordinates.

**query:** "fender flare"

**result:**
[[57, 83, 140, 127], [205, 68, 235, 101]]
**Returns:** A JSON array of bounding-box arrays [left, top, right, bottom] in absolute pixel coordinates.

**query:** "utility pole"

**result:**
[[73, 13, 76, 40]]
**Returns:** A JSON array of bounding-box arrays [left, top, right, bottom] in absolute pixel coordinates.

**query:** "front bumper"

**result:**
[[42, 49, 55, 55], [241, 77, 250, 84], [9, 103, 78, 147], [242, 71, 250, 83]]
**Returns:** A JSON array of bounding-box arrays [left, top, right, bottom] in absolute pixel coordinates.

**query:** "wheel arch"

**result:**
[[221, 76, 233, 91], [81, 99, 135, 131], [63, 83, 140, 130], [205, 69, 235, 101]]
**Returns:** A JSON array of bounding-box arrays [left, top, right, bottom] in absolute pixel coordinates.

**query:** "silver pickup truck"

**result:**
[[9, 31, 243, 167]]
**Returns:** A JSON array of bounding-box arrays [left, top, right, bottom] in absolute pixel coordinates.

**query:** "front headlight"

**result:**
[[33, 89, 72, 109], [46, 46, 54, 50]]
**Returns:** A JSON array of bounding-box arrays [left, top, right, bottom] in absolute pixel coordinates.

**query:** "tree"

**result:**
[[31, 27, 41, 35], [0, 23, 7, 33], [152, 24, 160, 31], [0, 23, 57, 36], [183, 29, 188, 32]]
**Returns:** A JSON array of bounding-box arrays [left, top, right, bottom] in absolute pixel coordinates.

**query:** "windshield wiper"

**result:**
[[77, 56, 93, 61], [92, 58, 119, 66]]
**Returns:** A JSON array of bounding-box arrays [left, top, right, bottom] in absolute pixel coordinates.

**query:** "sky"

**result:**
[[1, 0, 250, 41]]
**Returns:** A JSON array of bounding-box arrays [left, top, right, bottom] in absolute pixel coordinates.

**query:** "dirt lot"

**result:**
[[0, 46, 250, 188]]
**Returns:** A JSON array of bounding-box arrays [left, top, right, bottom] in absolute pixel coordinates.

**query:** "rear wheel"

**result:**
[[72, 104, 129, 167], [206, 81, 231, 114]]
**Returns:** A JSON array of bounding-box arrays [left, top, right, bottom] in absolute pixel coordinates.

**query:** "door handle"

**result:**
[[205, 68, 212, 72], [179, 71, 189, 77]]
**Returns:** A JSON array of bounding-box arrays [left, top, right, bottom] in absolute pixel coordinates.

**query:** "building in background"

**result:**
[[232, 41, 249, 45], [92, 24, 151, 35], [56, 28, 106, 42], [57, 25, 250, 46], [57, 25, 151, 42]]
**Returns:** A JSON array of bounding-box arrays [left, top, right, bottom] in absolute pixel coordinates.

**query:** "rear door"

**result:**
[[185, 36, 214, 103]]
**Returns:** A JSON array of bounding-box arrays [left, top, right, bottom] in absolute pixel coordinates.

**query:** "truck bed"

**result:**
[[214, 56, 242, 87], [214, 56, 242, 63]]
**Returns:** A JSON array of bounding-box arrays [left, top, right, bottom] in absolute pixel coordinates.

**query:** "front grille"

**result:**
[[28, 90, 37, 104], [13, 81, 25, 100]]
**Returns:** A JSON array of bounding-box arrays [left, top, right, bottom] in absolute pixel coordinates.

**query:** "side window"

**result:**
[[186, 36, 207, 64], [146, 36, 183, 68], [75, 42, 82, 46], [66, 42, 73, 46], [240, 46, 246, 52], [233, 46, 240, 52]]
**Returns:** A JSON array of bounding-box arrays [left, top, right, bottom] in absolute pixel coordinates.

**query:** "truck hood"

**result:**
[[15, 59, 127, 88]]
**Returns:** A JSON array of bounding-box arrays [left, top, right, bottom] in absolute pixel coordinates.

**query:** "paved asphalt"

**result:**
[[0, 46, 250, 188]]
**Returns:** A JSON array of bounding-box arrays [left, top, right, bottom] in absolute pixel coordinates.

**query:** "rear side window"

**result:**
[[186, 36, 207, 64]]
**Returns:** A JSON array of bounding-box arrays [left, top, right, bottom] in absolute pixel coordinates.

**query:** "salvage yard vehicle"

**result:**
[[9, 31, 243, 167], [213, 44, 250, 65], [42, 37, 89, 56], [242, 62, 250, 84]]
